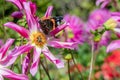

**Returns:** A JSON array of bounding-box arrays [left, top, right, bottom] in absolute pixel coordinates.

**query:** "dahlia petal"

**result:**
[[44, 6, 53, 18], [0, 39, 14, 60], [48, 40, 77, 49], [100, 1, 109, 8], [30, 2, 37, 15], [30, 48, 41, 76], [4, 22, 29, 38], [107, 40, 120, 52], [11, 11, 23, 19], [0, 68, 29, 80], [0, 75, 3, 80], [42, 47, 64, 68], [23, 2, 38, 30], [99, 31, 110, 46], [9, 44, 33, 56], [50, 22, 69, 36], [22, 53, 30, 74], [33, 48, 41, 63], [96, 0, 104, 6], [111, 12, 120, 21], [111, 12, 120, 16], [96, 0, 110, 8], [113, 28, 120, 33], [6, 0, 24, 10], [0, 44, 32, 67], [0, 56, 17, 67]]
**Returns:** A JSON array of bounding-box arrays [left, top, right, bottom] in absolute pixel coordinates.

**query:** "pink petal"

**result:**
[[42, 47, 64, 68], [50, 22, 69, 36], [0, 44, 33, 67], [48, 40, 77, 49], [22, 53, 31, 74], [30, 48, 41, 76], [96, 0, 104, 6], [30, 2, 37, 15], [111, 12, 120, 21], [107, 40, 120, 53], [23, 2, 38, 30], [0, 75, 3, 80], [0, 68, 29, 80], [11, 11, 23, 19], [44, 6, 53, 18], [9, 44, 33, 56], [4, 22, 29, 38], [0, 56, 17, 67], [99, 31, 110, 46], [0, 39, 14, 60], [6, 0, 24, 10]]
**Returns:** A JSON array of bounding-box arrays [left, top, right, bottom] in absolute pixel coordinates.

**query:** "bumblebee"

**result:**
[[39, 16, 63, 35]]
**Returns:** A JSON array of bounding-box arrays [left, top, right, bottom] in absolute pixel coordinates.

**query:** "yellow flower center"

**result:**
[[30, 31, 47, 48]]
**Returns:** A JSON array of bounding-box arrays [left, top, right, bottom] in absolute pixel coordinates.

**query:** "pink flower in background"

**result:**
[[86, 9, 111, 47], [4, 2, 77, 76], [96, 0, 111, 8], [0, 39, 31, 80], [63, 14, 85, 46], [87, 9, 111, 31]]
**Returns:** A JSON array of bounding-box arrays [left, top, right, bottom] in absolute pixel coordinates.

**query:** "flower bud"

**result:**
[[104, 18, 117, 30], [40, 53, 44, 58], [65, 54, 72, 60], [94, 34, 101, 42]]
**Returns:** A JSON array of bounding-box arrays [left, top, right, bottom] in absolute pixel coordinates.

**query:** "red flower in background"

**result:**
[[105, 50, 120, 66], [95, 50, 120, 80]]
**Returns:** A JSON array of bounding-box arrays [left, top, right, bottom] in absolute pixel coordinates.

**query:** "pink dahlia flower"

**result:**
[[64, 14, 85, 44], [86, 9, 111, 47], [4, 2, 77, 76]]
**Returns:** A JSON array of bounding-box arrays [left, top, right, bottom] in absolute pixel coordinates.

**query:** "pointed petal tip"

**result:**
[[106, 40, 120, 53], [56, 60, 64, 68]]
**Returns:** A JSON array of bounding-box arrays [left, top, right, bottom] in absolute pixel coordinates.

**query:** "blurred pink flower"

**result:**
[[4, 2, 77, 76], [87, 9, 111, 31], [63, 14, 85, 46], [0, 39, 31, 80], [86, 9, 111, 47]]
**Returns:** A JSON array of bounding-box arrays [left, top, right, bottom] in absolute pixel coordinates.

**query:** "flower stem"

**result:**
[[40, 59, 52, 80], [68, 60, 72, 80], [88, 41, 99, 80], [70, 52, 84, 80]]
